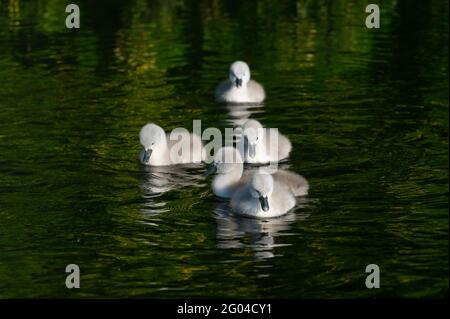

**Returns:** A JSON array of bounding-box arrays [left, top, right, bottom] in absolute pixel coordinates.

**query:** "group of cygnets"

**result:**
[[139, 61, 309, 219]]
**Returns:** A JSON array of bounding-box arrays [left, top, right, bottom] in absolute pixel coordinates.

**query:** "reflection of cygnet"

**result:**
[[214, 202, 298, 259], [239, 119, 292, 164], [141, 164, 205, 195], [215, 61, 266, 104], [139, 123, 205, 166], [222, 103, 265, 127], [230, 170, 308, 218]]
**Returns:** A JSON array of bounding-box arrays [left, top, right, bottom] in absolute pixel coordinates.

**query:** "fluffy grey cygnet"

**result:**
[[238, 119, 292, 164], [206, 147, 308, 218], [215, 61, 266, 104], [139, 123, 205, 166]]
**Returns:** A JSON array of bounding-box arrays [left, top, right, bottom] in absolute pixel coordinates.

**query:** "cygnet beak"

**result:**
[[235, 78, 242, 88], [204, 163, 217, 176], [247, 142, 256, 158], [143, 149, 152, 163], [259, 196, 270, 212]]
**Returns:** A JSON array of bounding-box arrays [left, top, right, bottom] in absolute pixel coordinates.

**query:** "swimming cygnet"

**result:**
[[205, 146, 246, 198], [215, 61, 266, 104], [206, 147, 308, 217], [230, 170, 309, 218], [139, 123, 205, 166], [238, 119, 292, 164]]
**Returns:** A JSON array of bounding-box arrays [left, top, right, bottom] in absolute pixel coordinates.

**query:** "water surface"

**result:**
[[0, 0, 448, 298]]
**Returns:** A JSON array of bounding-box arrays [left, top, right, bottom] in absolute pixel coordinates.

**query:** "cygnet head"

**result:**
[[242, 119, 264, 157], [242, 119, 264, 143], [229, 61, 251, 88], [139, 123, 167, 163], [250, 172, 274, 212], [205, 146, 243, 175]]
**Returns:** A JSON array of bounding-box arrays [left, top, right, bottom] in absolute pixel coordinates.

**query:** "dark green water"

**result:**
[[0, 0, 448, 298]]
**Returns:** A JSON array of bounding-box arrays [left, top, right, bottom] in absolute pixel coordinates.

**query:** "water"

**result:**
[[0, 0, 448, 298]]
